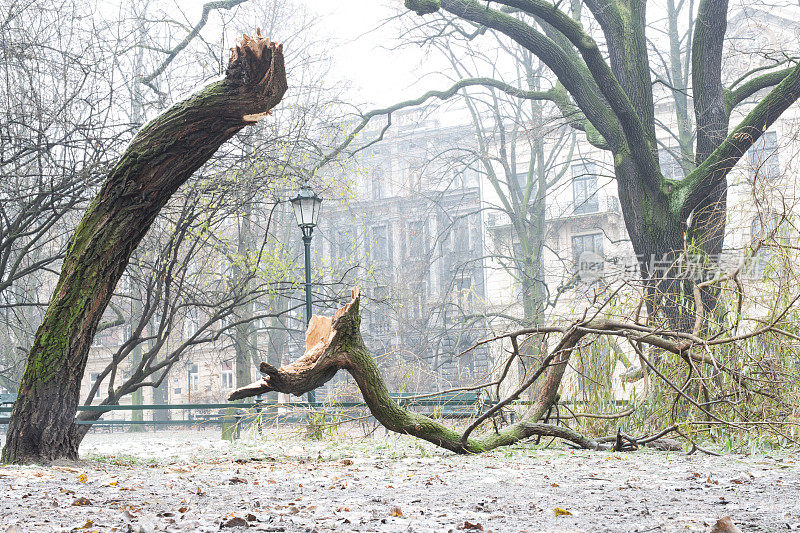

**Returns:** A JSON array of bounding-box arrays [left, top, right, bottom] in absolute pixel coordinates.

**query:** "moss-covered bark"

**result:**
[[1, 33, 287, 464]]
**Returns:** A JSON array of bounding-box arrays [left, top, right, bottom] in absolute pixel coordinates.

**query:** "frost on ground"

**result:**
[[0, 428, 798, 532]]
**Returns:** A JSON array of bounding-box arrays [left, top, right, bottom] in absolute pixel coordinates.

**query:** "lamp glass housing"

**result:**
[[290, 186, 322, 229]]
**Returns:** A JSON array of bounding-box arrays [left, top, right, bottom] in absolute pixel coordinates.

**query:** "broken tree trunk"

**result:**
[[2, 32, 287, 464], [229, 288, 602, 453]]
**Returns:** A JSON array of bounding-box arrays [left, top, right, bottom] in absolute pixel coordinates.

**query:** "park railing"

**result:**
[[0, 391, 500, 433], [1, 392, 630, 435]]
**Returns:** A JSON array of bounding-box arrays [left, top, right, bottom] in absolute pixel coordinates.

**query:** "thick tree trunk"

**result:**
[[2, 32, 287, 464]]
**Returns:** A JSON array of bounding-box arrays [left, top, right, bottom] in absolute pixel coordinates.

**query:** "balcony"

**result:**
[[546, 195, 620, 221], [485, 196, 621, 228]]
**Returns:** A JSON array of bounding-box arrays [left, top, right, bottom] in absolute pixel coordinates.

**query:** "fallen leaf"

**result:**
[[390, 505, 404, 517], [71, 497, 91, 507], [341, 459, 353, 466], [710, 516, 742, 533], [459, 521, 484, 530], [220, 516, 248, 528], [554, 507, 572, 516], [228, 477, 248, 484], [109, 481, 118, 486], [76, 473, 87, 483], [245, 513, 257, 522], [72, 519, 94, 530]]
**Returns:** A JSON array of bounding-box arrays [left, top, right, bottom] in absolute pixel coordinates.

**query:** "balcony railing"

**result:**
[[485, 196, 621, 227]]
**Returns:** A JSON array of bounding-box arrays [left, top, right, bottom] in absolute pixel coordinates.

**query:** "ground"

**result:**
[[0, 428, 798, 532]]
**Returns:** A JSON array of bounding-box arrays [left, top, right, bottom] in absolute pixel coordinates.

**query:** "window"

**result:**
[[372, 225, 390, 263], [173, 388, 182, 395], [408, 169, 421, 191], [452, 219, 471, 253], [221, 361, 233, 389], [514, 170, 529, 192], [254, 301, 270, 333], [572, 162, 599, 214], [184, 308, 200, 338], [407, 220, 426, 258], [463, 166, 480, 188], [188, 364, 199, 391], [572, 232, 603, 260], [658, 149, 685, 180], [336, 230, 355, 261], [452, 169, 464, 189], [371, 167, 386, 199], [453, 276, 474, 312], [572, 233, 604, 281], [747, 131, 779, 181], [750, 213, 781, 278], [91, 330, 104, 347]]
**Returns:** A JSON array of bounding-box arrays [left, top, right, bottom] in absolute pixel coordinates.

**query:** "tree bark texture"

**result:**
[[2, 32, 287, 464]]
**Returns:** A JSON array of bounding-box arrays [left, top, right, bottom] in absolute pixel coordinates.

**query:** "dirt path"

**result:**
[[0, 429, 797, 532]]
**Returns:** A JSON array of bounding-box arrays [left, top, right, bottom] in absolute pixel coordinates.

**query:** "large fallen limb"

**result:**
[[230, 288, 603, 453]]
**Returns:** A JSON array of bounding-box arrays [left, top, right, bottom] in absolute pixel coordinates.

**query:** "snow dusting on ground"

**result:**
[[0, 428, 798, 532]]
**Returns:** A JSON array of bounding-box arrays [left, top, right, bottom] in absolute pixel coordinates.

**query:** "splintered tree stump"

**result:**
[[229, 288, 602, 454], [2, 30, 288, 464]]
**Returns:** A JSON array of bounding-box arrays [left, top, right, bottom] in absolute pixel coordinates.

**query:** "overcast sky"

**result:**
[[293, 0, 447, 108]]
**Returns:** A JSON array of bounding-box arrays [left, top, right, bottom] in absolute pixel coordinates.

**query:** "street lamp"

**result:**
[[290, 185, 322, 403]]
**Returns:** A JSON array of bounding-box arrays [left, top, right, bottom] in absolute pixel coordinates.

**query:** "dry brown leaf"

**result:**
[[71, 497, 91, 507], [220, 516, 248, 528], [710, 516, 742, 533], [390, 505, 404, 517], [72, 519, 94, 530]]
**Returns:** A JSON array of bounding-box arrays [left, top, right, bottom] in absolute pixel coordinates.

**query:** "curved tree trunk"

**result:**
[[2, 33, 287, 464]]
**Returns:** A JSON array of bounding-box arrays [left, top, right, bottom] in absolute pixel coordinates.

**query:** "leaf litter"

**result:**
[[0, 429, 797, 532]]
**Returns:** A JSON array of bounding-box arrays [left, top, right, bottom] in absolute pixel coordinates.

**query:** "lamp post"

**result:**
[[290, 185, 322, 403]]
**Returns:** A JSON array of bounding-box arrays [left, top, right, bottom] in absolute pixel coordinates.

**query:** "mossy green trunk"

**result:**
[[1, 36, 287, 464]]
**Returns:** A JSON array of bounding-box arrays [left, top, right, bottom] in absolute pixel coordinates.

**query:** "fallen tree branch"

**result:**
[[229, 287, 791, 455], [229, 288, 602, 453]]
